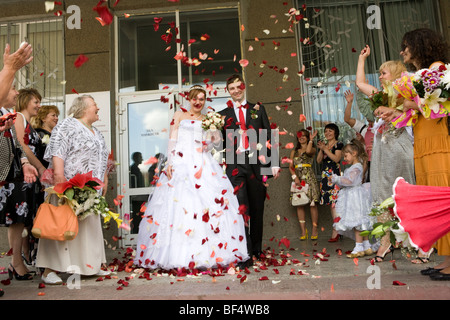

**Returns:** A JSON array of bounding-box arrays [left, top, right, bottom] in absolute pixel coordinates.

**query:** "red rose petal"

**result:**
[[93, 3, 113, 25]]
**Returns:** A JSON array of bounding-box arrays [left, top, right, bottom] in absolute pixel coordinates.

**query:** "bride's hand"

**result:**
[[166, 165, 174, 180]]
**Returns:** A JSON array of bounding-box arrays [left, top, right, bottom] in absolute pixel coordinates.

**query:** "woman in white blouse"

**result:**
[[36, 95, 110, 285]]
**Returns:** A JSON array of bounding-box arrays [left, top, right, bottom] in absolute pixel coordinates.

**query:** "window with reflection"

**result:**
[[294, 0, 442, 175], [118, 9, 241, 92]]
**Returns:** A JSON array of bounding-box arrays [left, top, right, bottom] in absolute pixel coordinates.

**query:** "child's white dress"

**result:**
[[332, 163, 373, 233]]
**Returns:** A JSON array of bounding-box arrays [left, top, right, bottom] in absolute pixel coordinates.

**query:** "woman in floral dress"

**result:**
[[289, 129, 320, 240], [317, 123, 343, 242]]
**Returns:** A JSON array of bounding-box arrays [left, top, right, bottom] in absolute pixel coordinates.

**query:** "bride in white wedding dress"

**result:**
[[134, 85, 249, 270]]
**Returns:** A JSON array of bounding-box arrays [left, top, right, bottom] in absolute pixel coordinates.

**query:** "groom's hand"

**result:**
[[271, 167, 280, 179]]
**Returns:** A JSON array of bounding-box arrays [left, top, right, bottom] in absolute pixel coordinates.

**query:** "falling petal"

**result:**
[[44, 1, 55, 12], [239, 59, 249, 67], [74, 54, 89, 68]]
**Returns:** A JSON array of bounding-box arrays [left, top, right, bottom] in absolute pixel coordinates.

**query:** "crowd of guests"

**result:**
[[0, 42, 110, 288], [288, 28, 449, 281], [0, 26, 448, 297]]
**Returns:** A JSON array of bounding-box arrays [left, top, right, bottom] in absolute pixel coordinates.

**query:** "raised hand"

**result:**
[[344, 90, 354, 104], [359, 45, 371, 60], [3, 42, 33, 72]]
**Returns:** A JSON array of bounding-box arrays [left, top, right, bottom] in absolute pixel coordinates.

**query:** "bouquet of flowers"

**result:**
[[365, 90, 389, 113], [48, 171, 122, 227], [201, 111, 224, 132], [393, 64, 450, 122], [360, 198, 418, 259], [365, 80, 402, 113]]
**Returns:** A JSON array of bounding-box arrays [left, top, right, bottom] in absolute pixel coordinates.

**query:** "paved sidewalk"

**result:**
[[1, 235, 449, 302]]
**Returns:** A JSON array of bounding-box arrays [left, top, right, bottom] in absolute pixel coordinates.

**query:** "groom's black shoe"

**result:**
[[238, 259, 253, 269], [253, 251, 265, 261]]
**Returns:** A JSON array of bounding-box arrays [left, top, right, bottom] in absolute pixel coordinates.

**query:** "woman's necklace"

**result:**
[[191, 113, 202, 120], [78, 118, 94, 132], [326, 139, 336, 150]]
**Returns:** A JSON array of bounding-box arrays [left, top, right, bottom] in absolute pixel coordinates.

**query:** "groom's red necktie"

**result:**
[[238, 105, 249, 149]]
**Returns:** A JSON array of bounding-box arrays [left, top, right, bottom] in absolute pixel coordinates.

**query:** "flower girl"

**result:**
[[330, 139, 373, 258]]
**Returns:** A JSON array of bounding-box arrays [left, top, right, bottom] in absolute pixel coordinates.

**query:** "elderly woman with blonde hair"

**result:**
[[36, 94, 110, 284]]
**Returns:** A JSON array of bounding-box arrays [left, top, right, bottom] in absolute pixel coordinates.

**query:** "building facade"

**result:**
[[0, 0, 449, 247]]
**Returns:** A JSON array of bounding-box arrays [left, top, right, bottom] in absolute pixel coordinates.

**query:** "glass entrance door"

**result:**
[[117, 91, 231, 246], [118, 93, 175, 246]]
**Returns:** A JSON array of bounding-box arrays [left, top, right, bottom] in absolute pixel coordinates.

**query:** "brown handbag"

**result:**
[[32, 195, 78, 241]]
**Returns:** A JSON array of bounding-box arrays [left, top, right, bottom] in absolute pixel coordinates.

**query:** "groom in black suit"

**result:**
[[219, 74, 280, 265]]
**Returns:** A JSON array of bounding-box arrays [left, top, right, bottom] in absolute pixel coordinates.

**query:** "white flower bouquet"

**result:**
[[201, 111, 224, 132]]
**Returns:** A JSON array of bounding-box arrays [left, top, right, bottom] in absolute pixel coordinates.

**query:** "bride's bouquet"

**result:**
[[201, 111, 224, 132], [48, 171, 122, 227]]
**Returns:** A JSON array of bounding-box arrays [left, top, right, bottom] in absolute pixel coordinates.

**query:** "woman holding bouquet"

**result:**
[[134, 85, 249, 270], [36, 95, 110, 284], [396, 29, 450, 278], [356, 45, 415, 262]]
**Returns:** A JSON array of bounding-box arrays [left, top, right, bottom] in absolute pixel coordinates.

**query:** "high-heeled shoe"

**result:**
[[373, 245, 395, 262], [412, 248, 434, 264], [310, 224, 318, 240], [299, 220, 308, 241], [299, 229, 308, 241], [8, 264, 33, 281], [328, 234, 342, 242]]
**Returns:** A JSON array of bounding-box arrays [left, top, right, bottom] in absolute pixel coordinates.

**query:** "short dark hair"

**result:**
[[226, 74, 245, 90], [325, 123, 340, 139], [401, 28, 449, 70]]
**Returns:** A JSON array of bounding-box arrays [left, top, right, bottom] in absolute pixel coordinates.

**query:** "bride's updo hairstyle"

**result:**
[[188, 85, 206, 100]]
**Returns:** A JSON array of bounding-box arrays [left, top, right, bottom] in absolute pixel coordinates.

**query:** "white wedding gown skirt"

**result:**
[[134, 120, 249, 270]]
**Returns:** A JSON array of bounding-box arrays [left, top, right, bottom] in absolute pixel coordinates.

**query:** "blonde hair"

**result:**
[[379, 60, 406, 80], [16, 88, 42, 112]]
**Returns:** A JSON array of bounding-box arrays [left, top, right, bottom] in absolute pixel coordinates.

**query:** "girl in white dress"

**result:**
[[134, 85, 249, 270], [330, 139, 374, 258]]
